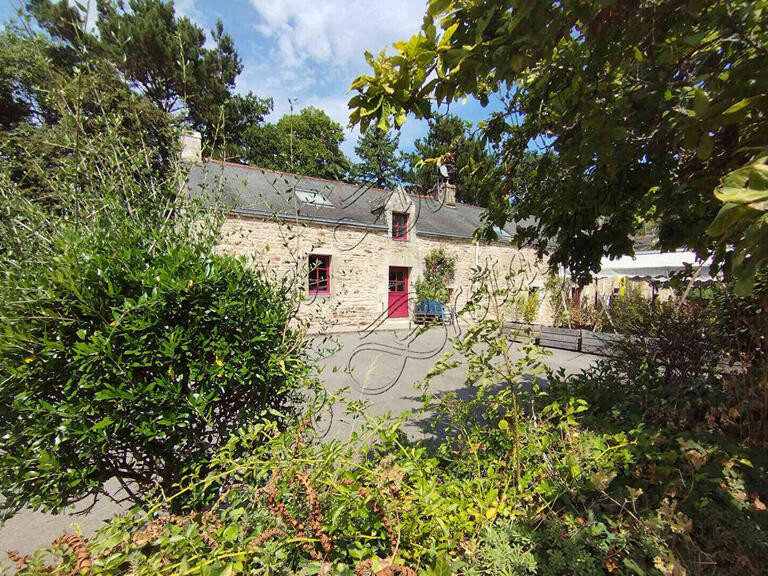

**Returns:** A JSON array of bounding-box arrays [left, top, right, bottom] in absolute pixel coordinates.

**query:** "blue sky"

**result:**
[[1, 0, 502, 158]]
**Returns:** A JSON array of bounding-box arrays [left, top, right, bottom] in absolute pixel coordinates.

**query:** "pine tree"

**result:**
[[351, 128, 402, 189], [400, 114, 500, 206]]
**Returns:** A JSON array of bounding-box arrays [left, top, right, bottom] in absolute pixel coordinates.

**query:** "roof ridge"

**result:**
[[202, 158, 487, 210], [409, 193, 486, 210]]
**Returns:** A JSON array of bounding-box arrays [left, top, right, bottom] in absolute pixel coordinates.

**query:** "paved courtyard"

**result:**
[[313, 324, 599, 442], [0, 326, 600, 563]]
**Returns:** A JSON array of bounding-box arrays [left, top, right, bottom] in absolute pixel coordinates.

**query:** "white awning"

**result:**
[[593, 250, 714, 281]]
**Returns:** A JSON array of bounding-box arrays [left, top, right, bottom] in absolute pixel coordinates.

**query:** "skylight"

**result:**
[[295, 188, 332, 206]]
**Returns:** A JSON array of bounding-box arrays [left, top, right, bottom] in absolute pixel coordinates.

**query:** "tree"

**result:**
[[350, 127, 402, 189], [0, 27, 308, 517], [244, 106, 350, 180], [209, 92, 273, 162], [400, 114, 500, 206], [348, 0, 768, 289], [0, 30, 173, 195], [25, 0, 266, 157]]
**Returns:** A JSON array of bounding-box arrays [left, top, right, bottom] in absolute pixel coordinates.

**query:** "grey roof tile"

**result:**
[[187, 160, 522, 241]]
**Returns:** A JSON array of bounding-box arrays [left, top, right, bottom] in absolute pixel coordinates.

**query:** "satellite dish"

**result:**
[[439, 164, 450, 178]]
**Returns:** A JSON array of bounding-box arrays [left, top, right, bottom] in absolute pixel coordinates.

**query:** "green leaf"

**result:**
[[423, 557, 452, 576], [715, 186, 768, 205], [706, 203, 753, 237], [92, 417, 113, 431], [622, 558, 646, 575], [697, 132, 713, 160], [693, 87, 709, 116], [722, 97, 755, 116]]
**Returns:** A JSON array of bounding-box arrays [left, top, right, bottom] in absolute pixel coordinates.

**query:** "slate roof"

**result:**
[[187, 159, 522, 241]]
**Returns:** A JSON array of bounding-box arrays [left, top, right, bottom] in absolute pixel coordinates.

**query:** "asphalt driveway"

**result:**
[[312, 324, 599, 442]]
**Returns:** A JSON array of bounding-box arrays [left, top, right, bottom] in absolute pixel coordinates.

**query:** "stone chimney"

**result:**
[[435, 155, 457, 207], [180, 130, 202, 164]]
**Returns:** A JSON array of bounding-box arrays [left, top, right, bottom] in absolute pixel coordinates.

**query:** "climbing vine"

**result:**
[[415, 248, 457, 303]]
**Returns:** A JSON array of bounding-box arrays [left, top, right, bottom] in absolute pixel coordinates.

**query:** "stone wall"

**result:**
[[218, 212, 550, 332]]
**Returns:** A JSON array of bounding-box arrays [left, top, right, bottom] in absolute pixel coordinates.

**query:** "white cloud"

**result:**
[[249, 0, 424, 69], [174, 0, 203, 23], [237, 0, 430, 159]]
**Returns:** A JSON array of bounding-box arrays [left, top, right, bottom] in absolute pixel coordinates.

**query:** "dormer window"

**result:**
[[392, 212, 408, 241]]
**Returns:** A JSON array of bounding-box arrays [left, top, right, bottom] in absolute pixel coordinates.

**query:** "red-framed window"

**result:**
[[392, 212, 408, 241], [308, 254, 330, 294]]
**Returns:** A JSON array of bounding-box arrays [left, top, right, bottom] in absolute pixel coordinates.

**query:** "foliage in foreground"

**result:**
[[9, 269, 768, 575], [0, 24, 311, 518], [9, 382, 767, 576], [348, 0, 768, 291]]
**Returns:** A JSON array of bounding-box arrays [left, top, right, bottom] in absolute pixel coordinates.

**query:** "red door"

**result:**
[[387, 266, 409, 318]]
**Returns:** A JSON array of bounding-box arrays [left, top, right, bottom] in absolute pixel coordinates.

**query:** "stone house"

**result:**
[[183, 132, 548, 332]]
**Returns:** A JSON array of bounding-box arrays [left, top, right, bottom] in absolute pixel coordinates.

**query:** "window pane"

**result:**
[[309, 255, 330, 292], [392, 213, 407, 239]]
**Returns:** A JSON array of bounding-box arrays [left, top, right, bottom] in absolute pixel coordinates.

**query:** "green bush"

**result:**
[[0, 222, 309, 517], [551, 300, 721, 429], [606, 287, 655, 334], [415, 248, 456, 303], [10, 400, 677, 576], [9, 266, 768, 576], [0, 28, 313, 519], [513, 290, 540, 324]]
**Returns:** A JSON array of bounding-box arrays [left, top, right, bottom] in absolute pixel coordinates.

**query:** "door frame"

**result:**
[[387, 266, 410, 318]]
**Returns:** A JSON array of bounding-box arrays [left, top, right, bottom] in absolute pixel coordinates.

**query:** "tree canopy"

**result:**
[[24, 0, 270, 159], [244, 106, 350, 181], [401, 114, 501, 206], [348, 0, 768, 290], [350, 127, 402, 189]]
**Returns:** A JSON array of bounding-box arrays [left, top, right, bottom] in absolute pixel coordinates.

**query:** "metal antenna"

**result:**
[[288, 98, 297, 171]]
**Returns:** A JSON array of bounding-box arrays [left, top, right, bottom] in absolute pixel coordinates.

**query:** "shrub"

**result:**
[[513, 289, 540, 324], [415, 248, 456, 303], [0, 221, 309, 517], [8, 265, 768, 576], [711, 271, 768, 446], [605, 287, 655, 334], [551, 300, 721, 429], [0, 36, 312, 517], [8, 403, 679, 576]]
